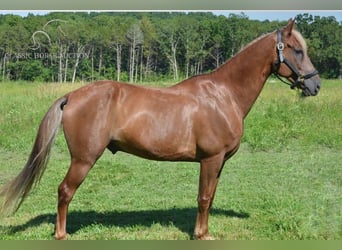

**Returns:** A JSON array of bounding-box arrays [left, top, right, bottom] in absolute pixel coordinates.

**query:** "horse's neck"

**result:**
[[214, 34, 275, 118]]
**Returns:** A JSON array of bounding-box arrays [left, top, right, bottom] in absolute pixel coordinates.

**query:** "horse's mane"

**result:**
[[237, 32, 271, 54], [211, 31, 272, 74], [222, 28, 307, 66]]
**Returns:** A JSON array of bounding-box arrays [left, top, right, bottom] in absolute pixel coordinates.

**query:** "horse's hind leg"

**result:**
[[194, 153, 225, 240], [54, 158, 95, 240]]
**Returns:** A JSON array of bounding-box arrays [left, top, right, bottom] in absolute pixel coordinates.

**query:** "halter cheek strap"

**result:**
[[274, 30, 319, 89]]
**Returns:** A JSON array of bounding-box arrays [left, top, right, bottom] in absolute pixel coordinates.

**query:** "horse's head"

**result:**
[[273, 19, 321, 96]]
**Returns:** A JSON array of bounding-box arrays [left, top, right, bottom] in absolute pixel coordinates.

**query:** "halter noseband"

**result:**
[[273, 30, 319, 89]]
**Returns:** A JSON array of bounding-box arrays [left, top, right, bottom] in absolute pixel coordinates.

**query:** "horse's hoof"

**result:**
[[55, 233, 67, 240], [194, 233, 215, 240]]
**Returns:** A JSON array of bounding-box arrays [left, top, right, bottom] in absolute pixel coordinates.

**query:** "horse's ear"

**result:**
[[283, 18, 295, 36]]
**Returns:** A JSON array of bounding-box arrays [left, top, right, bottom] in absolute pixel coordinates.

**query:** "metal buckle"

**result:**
[[277, 42, 284, 51]]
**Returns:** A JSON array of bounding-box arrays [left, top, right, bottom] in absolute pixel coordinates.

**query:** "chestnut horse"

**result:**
[[0, 19, 320, 239]]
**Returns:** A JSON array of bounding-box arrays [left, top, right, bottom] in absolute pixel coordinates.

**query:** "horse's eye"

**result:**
[[287, 44, 304, 55], [292, 48, 304, 60], [294, 48, 304, 55]]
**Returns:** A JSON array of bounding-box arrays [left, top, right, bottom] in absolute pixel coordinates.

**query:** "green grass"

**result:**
[[0, 80, 341, 239]]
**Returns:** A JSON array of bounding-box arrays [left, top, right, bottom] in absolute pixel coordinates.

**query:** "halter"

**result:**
[[273, 30, 319, 89]]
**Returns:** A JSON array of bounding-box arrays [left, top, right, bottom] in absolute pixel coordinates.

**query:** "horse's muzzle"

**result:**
[[302, 77, 321, 96]]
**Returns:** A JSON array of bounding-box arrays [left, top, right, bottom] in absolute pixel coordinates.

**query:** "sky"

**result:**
[[0, 10, 341, 22], [218, 10, 342, 22]]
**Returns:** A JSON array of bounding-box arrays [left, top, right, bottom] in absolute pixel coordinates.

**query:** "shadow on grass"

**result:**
[[6, 207, 249, 238]]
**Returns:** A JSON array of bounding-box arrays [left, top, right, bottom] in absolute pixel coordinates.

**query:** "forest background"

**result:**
[[0, 12, 341, 83]]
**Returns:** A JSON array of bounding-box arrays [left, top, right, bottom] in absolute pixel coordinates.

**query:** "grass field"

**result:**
[[0, 80, 341, 239]]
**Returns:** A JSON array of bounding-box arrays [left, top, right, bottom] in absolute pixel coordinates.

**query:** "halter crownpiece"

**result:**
[[274, 29, 319, 89]]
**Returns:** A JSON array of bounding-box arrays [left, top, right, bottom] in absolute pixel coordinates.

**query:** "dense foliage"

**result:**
[[0, 12, 341, 82]]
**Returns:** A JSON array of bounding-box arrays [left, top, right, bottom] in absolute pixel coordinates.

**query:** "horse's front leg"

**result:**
[[194, 153, 225, 240]]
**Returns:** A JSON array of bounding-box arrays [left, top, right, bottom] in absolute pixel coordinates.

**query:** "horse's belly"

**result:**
[[112, 138, 197, 162]]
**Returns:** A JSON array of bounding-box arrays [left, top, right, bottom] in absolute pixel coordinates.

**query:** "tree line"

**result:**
[[0, 12, 341, 83]]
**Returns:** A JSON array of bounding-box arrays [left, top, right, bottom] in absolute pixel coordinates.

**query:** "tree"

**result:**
[[296, 14, 342, 78], [0, 12, 341, 82], [36, 17, 69, 82], [89, 15, 111, 80], [0, 15, 30, 81], [109, 16, 133, 82], [139, 15, 158, 81], [157, 17, 181, 80], [208, 16, 226, 68], [178, 16, 200, 78], [126, 22, 144, 83]]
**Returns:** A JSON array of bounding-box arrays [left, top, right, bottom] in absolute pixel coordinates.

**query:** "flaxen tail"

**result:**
[[0, 96, 67, 215]]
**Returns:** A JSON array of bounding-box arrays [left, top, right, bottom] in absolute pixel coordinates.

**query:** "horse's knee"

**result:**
[[197, 196, 211, 211], [197, 195, 211, 203]]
